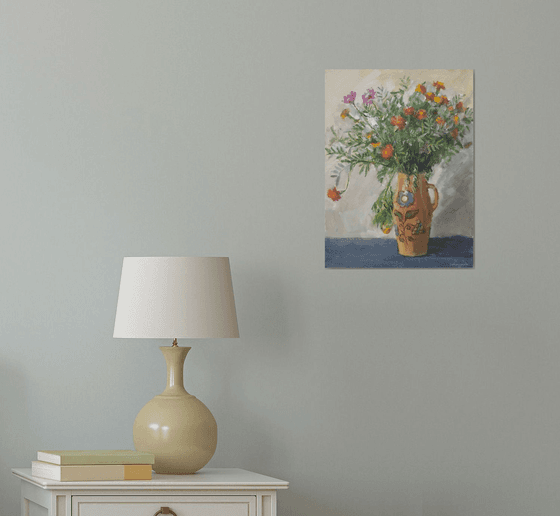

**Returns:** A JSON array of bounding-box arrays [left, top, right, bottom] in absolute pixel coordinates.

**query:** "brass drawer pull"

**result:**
[[154, 508, 177, 516]]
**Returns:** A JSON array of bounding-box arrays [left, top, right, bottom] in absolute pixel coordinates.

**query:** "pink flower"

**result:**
[[361, 88, 376, 105], [343, 91, 357, 103]]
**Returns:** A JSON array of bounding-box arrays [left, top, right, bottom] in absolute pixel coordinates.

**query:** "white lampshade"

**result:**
[[113, 257, 239, 339]]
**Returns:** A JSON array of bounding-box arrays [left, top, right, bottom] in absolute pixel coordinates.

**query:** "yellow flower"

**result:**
[[371, 142, 381, 148], [341, 109, 350, 119], [434, 96, 442, 104]]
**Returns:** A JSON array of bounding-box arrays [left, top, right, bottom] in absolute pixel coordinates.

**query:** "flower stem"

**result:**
[[339, 169, 352, 194], [352, 102, 376, 131], [394, 154, 406, 176]]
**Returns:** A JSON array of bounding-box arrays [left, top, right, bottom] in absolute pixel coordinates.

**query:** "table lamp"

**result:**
[[113, 257, 239, 474]]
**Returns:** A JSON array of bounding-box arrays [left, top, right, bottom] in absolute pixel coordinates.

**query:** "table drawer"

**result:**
[[72, 495, 256, 516]]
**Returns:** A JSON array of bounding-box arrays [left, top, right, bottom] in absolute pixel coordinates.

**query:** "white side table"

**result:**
[[12, 467, 288, 516]]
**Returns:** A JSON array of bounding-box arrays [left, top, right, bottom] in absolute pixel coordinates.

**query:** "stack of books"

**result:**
[[31, 450, 155, 481]]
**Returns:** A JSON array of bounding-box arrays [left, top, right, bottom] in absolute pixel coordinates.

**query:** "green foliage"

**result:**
[[325, 77, 474, 227], [371, 183, 395, 228]]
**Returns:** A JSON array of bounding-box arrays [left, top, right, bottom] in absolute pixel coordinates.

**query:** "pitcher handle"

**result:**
[[427, 183, 439, 211]]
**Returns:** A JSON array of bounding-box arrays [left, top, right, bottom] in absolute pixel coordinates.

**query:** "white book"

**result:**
[[37, 449, 155, 466]]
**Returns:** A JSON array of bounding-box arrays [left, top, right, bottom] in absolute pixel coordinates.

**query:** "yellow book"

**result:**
[[31, 461, 152, 481], [37, 450, 155, 466]]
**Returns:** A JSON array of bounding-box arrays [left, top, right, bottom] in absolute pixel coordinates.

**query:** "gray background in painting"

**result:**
[[0, 1, 558, 516]]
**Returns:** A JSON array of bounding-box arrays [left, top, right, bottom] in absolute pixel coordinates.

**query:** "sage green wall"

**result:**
[[1, 1, 558, 515]]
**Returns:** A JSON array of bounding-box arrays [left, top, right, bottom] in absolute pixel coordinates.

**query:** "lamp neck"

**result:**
[[160, 345, 191, 396]]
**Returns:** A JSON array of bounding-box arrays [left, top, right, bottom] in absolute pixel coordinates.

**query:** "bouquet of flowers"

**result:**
[[325, 77, 473, 231]]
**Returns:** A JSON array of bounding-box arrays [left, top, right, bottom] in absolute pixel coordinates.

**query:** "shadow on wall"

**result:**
[[279, 490, 426, 516], [279, 491, 350, 516], [278, 490, 358, 516], [0, 363, 33, 516], [431, 142, 474, 238], [212, 360, 277, 470]]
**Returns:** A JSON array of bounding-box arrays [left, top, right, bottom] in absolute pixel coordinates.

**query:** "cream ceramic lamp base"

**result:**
[[133, 346, 217, 474]]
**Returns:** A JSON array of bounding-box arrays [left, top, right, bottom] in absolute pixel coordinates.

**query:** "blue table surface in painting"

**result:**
[[325, 236, 473, 269]]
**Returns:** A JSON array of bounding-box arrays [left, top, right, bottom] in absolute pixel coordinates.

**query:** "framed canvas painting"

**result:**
[[325, 69, 474, 268]]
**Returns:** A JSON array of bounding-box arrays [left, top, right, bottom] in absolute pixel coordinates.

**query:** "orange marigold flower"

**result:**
[[453, 115, 460, 125], [403, 107, 415, 116], [381, 144, 394, 160], [327, 187, 342, 201], [425, 92, 435, 101], [434, 96, 442, 104], [365, 132, 373, 139], [456, 102, 464, 112], [441, 96, 449, 105], [340, 109, 350, 119], [448, 106, 454, 111], [391, 116, 406, 130], [436, 116, 445, 126], [415, 84, 426, 94], [433, 81, 445, 91], [415, 109, 427, 120], [371, 142, 381, 148], [451, 128, 458, 139]]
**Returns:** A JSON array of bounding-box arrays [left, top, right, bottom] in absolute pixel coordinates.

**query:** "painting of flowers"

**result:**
[[325, 69, 474, 268]]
